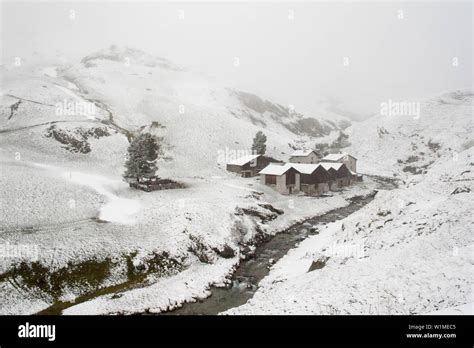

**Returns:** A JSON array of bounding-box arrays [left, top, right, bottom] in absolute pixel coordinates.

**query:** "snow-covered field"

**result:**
[[60, 181, 374, 315], [226, 154, 473, 314], [0, 47, 367, 315], [226, 92, 474, 315], [0, 47, 472, 315]]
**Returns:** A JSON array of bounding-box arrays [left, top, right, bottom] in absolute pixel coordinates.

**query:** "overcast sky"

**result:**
[[1, 1, 472, 118]]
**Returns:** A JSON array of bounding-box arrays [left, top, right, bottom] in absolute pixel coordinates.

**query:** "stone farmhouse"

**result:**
[[321, 152, 357, 173], [226, 154, 276, 177], [289, 150, 319, 164], [258, 152, 360, 195]]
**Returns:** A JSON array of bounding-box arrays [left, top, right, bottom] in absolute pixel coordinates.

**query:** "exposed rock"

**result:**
[[308, 257, 329, 272]]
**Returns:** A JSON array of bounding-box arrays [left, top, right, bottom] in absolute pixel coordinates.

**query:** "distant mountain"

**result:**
[[347, 89, 473, 178], [1, 46, 351, 176], [1, 46, 471, 316], [0, 46, 353, 315], [225, 89, 474, 315], [80, 45, 183, 72]]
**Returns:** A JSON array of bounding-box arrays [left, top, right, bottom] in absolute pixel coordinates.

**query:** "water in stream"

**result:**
[[34, 177, 395, 315], [165, 177, 396, 315]]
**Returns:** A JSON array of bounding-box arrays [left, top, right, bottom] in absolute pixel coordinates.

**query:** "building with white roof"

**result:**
[[258, 160, 355, 195], [259, 163, 300, 194], [289, 149, 319, 164], [319, 162, 344, 171], [321, 152, 357, 173], [258, 163, 293, 176], [226, 154, 276, 177], [227, 154, 260, 167]]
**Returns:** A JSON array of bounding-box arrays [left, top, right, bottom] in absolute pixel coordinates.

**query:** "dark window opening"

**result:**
[[265, 175, 277, 185]]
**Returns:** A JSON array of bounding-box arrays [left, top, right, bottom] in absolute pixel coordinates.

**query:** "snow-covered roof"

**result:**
[[290, 149, 316, 157], [320, 162, 344, 171], [258, 163, 293, 175], [260, 163, 326, 175], [227, 154, 260, 166], [321, 153, 347, 161], [290, 163, 320, 174], [321, 152, 357, 161]]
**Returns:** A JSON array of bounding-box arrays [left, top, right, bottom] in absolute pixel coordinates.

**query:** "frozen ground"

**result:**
[[61, 180, 374, 315], [226, 153, 473, 314], [226, 92, 473, 315], [0, 48, 471, 315], [0, 162, 376, 315], [0, 48, 365, 315]]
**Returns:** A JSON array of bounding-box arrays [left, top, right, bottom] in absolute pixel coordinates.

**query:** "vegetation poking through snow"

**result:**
[[286, 117, 333, 137], [212, 244, 236, 259], [45, 125, 111, 153], [0, 250, 185, 314], [251, 130, 267, 155], [8, 100, 22, 120], [125, 251, 185, 282], [257, 203, 284, 215], [123, 132, 160, 183], [80, 45, 183, 72], [188, 235, 215, 264], [0, 258, 112, 301], [377, 126, 389, 137], [232, 90, 290, 117], [236, 206, 280, 224], [331, 130, 351, 149], [451, 187, 471, 195], [427, 139, 441, 152], [308, 256, 329, 272]]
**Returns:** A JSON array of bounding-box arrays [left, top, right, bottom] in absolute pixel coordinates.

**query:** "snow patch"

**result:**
[[34, 162, 141, 225], [41, 66, 58, 78]]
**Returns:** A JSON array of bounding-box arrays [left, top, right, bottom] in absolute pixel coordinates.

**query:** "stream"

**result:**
[[30, 172, 395, 316], [164, 176, 398, 315]]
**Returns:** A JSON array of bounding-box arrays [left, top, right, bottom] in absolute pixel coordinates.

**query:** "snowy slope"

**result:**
[[347, 90, 473, 177], [63, 46, 349, 177], [0, 46, 356, 314], [226, 91, 473, 315], [0, 46, 352, 229], [2, 46, 470, 316]]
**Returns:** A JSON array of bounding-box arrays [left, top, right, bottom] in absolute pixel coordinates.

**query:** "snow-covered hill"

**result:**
[[0, 46, 358, 314], [1, 46, 349, 176], [69, 46, 350, 175], [347, 90, 473, 178], [226, 91, 473, 315], [1, 46, 470, 315]]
